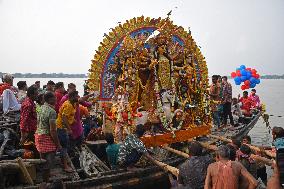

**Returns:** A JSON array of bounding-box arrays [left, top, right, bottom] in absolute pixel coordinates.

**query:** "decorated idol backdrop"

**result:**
[[87, 16, 210, 133]]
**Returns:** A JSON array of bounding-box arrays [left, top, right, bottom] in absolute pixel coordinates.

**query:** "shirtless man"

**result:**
[[204, 145, 258, 189]]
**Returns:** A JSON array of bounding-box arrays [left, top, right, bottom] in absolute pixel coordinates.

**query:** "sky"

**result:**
[[0, 0, 284, 76]]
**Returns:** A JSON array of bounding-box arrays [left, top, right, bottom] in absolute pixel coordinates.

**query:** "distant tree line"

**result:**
[[0, 72, 87, 78]]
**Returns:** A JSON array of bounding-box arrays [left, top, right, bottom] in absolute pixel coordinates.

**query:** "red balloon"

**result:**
[[231, 72, 237, 78], [246, 85, 250, 89], [251, 69, 257, 74], [236, 70, 242, 77], [241, 85, 246, 90], [246, 68, 252, 71], [244, 80, 250, 86], [255, 74, 260, 79]]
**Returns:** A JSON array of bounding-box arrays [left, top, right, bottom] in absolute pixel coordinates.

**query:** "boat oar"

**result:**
[[209, 134, 276, 158], [162, 146, 189, 159]]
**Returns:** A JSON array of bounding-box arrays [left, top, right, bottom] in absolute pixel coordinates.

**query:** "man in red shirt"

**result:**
[[238, 91, 253, 116], [20, 85, 38, 144], [54, 82, 65, 113]]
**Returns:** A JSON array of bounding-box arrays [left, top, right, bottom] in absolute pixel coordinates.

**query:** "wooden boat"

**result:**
[[0, 110, 261, 189]]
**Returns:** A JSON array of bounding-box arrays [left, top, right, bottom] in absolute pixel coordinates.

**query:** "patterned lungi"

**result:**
[[35, 134, 57, 154]]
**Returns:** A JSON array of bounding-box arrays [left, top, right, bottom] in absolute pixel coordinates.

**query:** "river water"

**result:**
[[14, 78, 284, 145]]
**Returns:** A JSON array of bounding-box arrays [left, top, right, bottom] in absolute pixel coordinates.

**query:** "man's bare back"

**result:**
[[204, 160, 258, 189]]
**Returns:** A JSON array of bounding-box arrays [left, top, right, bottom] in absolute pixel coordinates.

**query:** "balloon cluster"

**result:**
[[231, 65, 261, 90]]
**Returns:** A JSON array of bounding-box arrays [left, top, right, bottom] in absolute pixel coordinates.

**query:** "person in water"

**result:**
[[204, 145, 258, 189]]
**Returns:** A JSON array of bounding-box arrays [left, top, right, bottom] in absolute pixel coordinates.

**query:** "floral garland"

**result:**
[[153, 66, 173, 131]]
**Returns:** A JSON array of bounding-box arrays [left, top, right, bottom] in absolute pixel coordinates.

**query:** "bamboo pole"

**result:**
[[200, 142, 273, 166], [209, 134, 276, 158], [150, 158, 179, 177], [162, 146, 189, 159], [17, 157, 34, 185]]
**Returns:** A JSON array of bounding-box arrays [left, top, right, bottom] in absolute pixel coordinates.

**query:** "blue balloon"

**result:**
[[240, 69, 247, 76], [235, 80, 241, 85], [250, 83, 256, 88], [240, 65, 246, 70], [234, 77, 241, 83], [246, 72, 252, 79], [255, 79, 260, 84], [250, 77, 256, 84], [241, 76, 247, 82]]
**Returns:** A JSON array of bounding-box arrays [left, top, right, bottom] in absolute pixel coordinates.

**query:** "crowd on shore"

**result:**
[[209, 75, 261, 130], [1, 73, 284, 189]]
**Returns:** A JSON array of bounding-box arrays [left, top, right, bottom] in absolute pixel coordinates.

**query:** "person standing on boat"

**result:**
[[34, 81, 44, 94], [34, 92, 62, 182], [56, 90, 79, 172], [45, 80, 56, 93], [178, 141, 214, 189], [221, 76, 234, 127], [1, 74, 21, 114], [16, 81, 27, 103], [54, 82, 66, 113], [249, 89, 261, 110], [58, 83, 92, 147], [20, 85, 38, 144], [209, 75, 221, 129], [204, 145, 258, 189], [117, 124, 155, 171]]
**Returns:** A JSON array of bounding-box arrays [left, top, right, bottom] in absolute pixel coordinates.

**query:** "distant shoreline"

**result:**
[[0, 72, 87, 79], [1, 72, 283, 79]]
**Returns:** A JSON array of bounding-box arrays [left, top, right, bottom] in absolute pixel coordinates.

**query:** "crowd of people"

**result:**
[[0, 74, 93, 182], [0, 73, 156, 184], [1, 73, 283, 189], [170, 131, 284, 189], [209, 75, 261, 130]]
